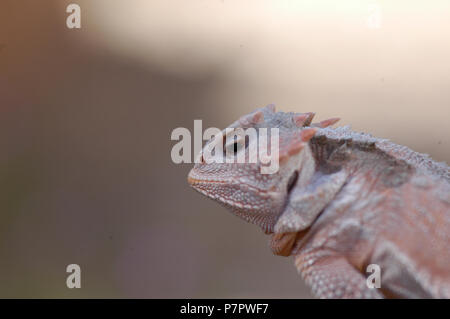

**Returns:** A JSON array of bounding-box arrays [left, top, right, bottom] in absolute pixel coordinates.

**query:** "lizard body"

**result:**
[[187, 105, 450, 298]]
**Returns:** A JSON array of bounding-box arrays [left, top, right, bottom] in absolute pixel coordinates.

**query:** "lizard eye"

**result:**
[[223, 135, 246, 157], [287, 171, 298, 193], [224, 139, 242, 156]]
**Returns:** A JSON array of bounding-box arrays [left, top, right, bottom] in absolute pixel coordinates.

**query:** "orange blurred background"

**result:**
[[0, 0, 449, 297]]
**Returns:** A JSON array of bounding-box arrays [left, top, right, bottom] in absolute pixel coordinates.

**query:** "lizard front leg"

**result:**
[[270, 232, 301, 256], [275, 169, 348, 234], [294, 250, 384, 299]]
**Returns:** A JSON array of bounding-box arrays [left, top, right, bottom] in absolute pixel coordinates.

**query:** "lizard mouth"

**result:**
[[187, 174, 228, 186]]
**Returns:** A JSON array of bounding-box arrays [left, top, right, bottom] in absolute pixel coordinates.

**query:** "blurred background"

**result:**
[[0, 0, 449, 298]]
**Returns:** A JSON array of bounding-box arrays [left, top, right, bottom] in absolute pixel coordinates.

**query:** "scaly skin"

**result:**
[[187, 104, 450, 298]]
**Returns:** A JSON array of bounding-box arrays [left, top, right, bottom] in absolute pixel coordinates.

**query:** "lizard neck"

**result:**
[[309, 130, 415, 190]]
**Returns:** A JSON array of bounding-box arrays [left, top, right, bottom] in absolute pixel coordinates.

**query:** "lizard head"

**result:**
[[187, 104, 335, 233]]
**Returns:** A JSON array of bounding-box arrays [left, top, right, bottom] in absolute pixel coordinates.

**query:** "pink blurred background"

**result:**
[[0, 1, 449, 298]]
